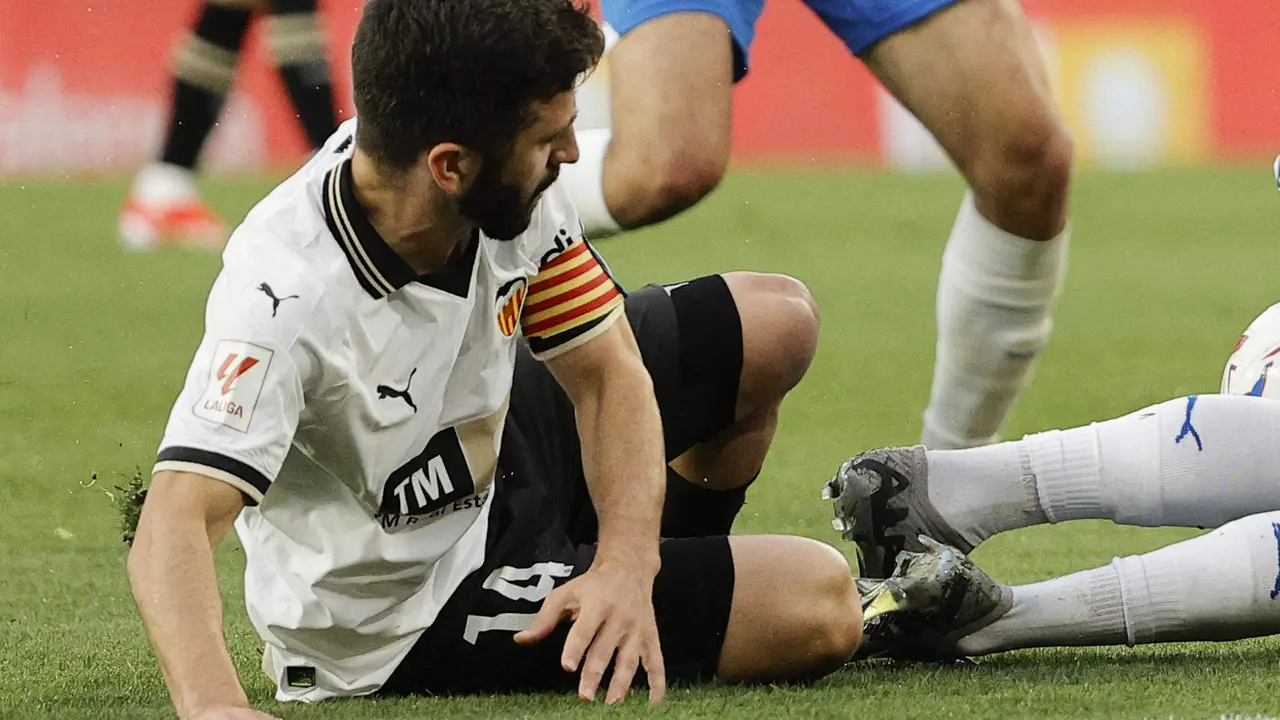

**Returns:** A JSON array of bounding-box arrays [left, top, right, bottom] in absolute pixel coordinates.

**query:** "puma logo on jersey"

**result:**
[[376, 368, 417, 412], [256, 282, 299, 317]]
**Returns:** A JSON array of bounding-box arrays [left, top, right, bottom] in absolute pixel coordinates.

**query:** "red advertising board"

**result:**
[[1, 0, 1276, 176]]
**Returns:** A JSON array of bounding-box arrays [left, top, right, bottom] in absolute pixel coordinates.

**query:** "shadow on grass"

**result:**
[[835, 641, 1280, 684]]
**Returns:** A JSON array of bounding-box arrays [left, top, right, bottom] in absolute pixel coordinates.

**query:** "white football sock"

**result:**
[[957, 562, 1126, 654], [922, 192, 1069, 449], [130, 162, 201, 205], [928, 394, 1280, 545], [1028, 394, 1280, 529], [958, 511, 1280, 654], [562, 127, 623, 238], [564, 20, 621, 237], [927, 441, 1047, 549]]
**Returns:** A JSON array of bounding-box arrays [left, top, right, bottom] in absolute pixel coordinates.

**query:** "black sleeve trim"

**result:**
[[156, 446, 272, 496]]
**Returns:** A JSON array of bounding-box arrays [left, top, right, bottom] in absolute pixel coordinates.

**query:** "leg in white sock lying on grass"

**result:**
[[958, 510, 1280, 655], [927, 394, 1280, 547]]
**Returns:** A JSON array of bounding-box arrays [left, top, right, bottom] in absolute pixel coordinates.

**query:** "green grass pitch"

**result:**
[[2, 166, 1280, 719]]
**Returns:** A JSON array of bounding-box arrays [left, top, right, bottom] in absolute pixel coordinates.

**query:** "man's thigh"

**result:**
[[856, 0, 1060, 176], [630, 276, 745, 459], [380, 535, 734, 694], [803, 0, 961, 56], [603, 0, 758, 81], [598, 12, 736, 226]]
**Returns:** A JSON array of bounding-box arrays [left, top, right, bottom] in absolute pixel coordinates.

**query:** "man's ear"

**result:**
[[424, 143, 482, 196]]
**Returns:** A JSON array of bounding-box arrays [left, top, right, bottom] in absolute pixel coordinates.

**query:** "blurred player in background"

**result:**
[[118, 0, 338, 251], [563, 0, 1073, 451], [827, 293, 1280, 659]]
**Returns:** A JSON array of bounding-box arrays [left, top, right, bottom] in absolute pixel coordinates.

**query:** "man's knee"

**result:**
[[652, 147, 728, 218], [770, 542, 864, 678], [967, 110, 1074, 236], [612, 134, 728, 224], [977, 111, 1073, 195], [806, 542, 864, 669], [719, 536, 862, 682], [605, 12, 733, 226], [723, 272, 820, 403]]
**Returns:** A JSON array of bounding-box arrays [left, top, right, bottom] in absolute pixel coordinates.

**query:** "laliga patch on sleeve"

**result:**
[[192, 340, 275, 433]]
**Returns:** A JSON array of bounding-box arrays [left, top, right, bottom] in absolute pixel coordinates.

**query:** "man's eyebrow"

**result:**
[[547, 113, 577, 140]]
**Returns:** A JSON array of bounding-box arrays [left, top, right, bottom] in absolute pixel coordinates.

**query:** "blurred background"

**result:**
[[6, 0, 1278, 178]]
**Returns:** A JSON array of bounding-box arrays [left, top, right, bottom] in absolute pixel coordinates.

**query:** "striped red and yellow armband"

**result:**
[[521, 238, 625, 359]]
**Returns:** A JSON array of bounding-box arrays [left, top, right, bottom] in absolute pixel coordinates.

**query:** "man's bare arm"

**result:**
[[515, 318, 668, 704], [127, 470, 270, 719], [543, 318, 664, 574]]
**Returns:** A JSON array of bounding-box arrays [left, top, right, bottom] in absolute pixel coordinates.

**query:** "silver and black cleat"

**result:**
[[823, 446, 971, 578], [854, 536, 1011, 662]]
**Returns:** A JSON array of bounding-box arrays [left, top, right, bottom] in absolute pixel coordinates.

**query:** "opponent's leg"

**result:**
[[941, 394, 1280, 540], [264, 0, 338, 150], [828, 394, 1280, 575], [560, 12, 735, 236], [956, 511, 1280, 655], [858, 0, 1072, 448], [120, 0, 262, 251]]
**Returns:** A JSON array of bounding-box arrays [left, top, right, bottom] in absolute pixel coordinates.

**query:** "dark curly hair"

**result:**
[[352, 0, 604, 170]]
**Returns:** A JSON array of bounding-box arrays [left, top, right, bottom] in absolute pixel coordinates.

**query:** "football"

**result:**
[[1221, 302, 1280, 398]]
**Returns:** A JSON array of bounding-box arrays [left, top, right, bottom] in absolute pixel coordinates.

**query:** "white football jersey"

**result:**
[[153, 119, 625, 701]]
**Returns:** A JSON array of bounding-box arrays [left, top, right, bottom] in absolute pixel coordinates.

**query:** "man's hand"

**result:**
[[515, 558, 666, 704], [190, 706, 281, 720]]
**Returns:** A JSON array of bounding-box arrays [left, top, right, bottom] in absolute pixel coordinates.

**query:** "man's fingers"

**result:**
[[604, 634, 642, 705], [560, 604, 604, 674], [577, 618, 624, 702], [643, 626, 667, 704], [513, 587, 570, 646]]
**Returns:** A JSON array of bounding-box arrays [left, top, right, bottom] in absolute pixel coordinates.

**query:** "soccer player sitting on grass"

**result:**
[[124, 1, 991, 717]]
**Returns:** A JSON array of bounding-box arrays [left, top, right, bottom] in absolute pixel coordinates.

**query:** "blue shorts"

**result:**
[[601, 0, 962, 80]]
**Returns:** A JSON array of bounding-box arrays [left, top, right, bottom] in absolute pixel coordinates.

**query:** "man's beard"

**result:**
[[457, 159, 558, 241]]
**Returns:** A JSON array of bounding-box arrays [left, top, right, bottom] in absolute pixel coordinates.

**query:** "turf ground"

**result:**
[[2, 166, 1280, 719]]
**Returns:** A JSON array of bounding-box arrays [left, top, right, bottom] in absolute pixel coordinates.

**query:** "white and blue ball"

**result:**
[[1222, 303, 1280, 399]]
